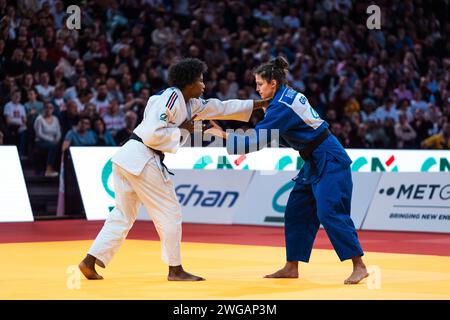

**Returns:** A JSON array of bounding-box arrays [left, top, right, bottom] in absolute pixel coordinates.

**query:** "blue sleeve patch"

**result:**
[[279, 88, 298, 106]]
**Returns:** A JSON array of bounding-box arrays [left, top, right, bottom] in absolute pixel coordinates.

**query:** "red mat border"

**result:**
[[1, 220, 450, 257]]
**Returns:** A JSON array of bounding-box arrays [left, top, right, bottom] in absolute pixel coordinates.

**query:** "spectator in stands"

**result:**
[[19, 73, 35, 102], [82, 102, 99, 122], [3, 90, 27, 157], [394, 113, 417, 148], [115, 110, 137, 146], [24, 88, 44, 121], [92, 117, 116, 146], [59, 100, 79, 137], [421, 123, 450, 149], [32, 48, 55, 75], [349, 123, 371, 148], [375, 97, 399, 123], [33, 102, 61, 177], [90, 82, 110, 116], [64, 76, 90, 102], [35, 72, 55, 101], [0, 0, 449, 156], [51, 84, 66, 116], [103, 99, 125, 137], [151, 18, 174, 47], [62, 116, 96, 152], [5, 48, 26, 79]]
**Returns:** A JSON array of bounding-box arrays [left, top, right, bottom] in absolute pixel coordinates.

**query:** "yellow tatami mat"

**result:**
[[1, 240, 449, 299]]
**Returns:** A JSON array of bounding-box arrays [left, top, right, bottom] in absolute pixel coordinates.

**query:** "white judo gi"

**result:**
[[88, 87, 253, 267]]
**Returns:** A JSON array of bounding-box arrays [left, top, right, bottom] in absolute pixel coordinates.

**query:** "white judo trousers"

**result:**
[[86, 86, 253, 268], [88, 152, 182, 267]]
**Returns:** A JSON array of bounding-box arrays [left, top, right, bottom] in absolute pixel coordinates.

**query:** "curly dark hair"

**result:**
[[168, 58, 207, 90]]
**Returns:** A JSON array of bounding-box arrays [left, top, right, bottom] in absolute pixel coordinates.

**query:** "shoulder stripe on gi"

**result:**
[[166, 92, 178, 110]]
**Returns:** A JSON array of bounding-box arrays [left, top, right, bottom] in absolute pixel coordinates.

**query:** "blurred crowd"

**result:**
[[1, 0, 449, 176]]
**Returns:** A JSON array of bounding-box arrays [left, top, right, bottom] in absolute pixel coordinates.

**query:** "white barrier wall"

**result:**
[[70, 147, 450, 233], [0, 146, 34, 222]]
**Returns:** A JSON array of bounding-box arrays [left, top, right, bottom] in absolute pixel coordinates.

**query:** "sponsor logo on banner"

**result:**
[[176, 184, 239, 208], [351, 155, 399, 172], [362, 173, 450, 233], [420, 157, 450, 172], [264, 158, 301, 223], [193, 155, 250, 170], [164, 148, 450, 172]]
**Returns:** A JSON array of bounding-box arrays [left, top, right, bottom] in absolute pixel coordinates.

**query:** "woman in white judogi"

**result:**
[[79, 58, 268, 281]]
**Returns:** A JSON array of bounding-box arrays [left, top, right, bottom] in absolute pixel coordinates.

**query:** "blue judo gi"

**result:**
[[227, 86, 364, 262]]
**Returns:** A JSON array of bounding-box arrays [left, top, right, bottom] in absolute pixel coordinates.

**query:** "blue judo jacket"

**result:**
[[227, 85, 352, 184]]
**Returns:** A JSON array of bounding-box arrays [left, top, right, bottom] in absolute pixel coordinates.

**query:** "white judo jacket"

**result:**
[[112, 87, 253, 176]]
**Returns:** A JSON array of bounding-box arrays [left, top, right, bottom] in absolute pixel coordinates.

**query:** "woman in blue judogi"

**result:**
[[206, 57, 368, 284]]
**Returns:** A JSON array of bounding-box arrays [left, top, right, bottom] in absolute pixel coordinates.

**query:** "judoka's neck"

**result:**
[[181, 93, 195, 103]]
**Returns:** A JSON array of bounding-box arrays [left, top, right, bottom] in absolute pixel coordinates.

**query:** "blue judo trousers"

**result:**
[[286, 134, 364, 262], [227, 85, 364, 262]]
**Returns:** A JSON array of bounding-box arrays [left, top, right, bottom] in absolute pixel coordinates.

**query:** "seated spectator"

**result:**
[[3, 90, 27, 157], [421, 123, 450, 150], [19, 73, 35, 101], [383, 118, 398, 149], [35, 72, 55, 100], [64, 76, 90, 102], [103, 99, 126, 137], [5, 48, 26, 80], [92, 117, 116, 146], [90, 82, 110, 116], [375, 98, 399, 123], [410, 90, 429, 114], [397, 98, 414, 123], [59, 100, 80, 137], [82, 102, 100, 122], [62, 116, 97, 152], [51, 84, 67, 116], [349, 123, 371, 148], [32, 48, 56, 75], [394, 113, 417, 148], [33, 103, 61, 177], [24, 88, 44, 125], [411, 109, 434, 147], [115, 110, 138, 146], [394, 82, 413, 102]]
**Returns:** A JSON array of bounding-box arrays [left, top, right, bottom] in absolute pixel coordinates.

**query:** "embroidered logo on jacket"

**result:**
[[279, 88, 298, 106]]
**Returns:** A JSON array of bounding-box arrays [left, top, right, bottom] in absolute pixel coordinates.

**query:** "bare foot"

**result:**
[[168, 265, 205, 281], [79, 255, 103, 280], [264, 262, 299, 278], [344, 257, 368, 284]]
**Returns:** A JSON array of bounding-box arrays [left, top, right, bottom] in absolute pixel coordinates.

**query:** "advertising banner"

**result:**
[[361, 173, 450, 233], [70, 147, 449, 173], [70, 147, 253, 222], [234, 172, 380, 228], [0, 146, 33, 222], [70, 147, 450, 233]]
